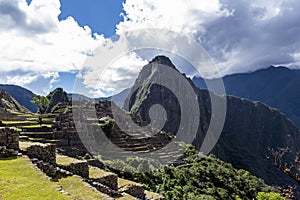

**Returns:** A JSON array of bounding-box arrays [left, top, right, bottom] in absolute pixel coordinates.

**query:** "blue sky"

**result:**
[[58, 0, 124, 37], [1, 0, 300, 97], [24, 0, 125, 95], [50, 0, 124, 94]]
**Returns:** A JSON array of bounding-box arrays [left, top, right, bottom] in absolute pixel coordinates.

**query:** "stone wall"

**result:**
[[27, 143, 56, 165], [0, 128, 19, 158], [90, 173, 118, 191], [58, 161, 89, 179], [120, 184, 145, 199], [31, 158, 57, 177], [86, 179, 121, 198]]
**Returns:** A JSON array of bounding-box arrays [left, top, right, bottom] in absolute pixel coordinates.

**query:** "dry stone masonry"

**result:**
[[120, 184, 145, 199], [58, 161, 89, 179], [27, 143, 56, 164], [0, 128, 19, 158]]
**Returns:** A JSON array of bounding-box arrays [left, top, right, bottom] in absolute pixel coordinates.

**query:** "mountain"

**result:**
[[125, 55, 300, 188], [69, 88, 130, 108], [68, 93, 93, 101], [192, 66, 300, 129], [96, 88, 130, 108], [0, 84, 37, 112], [0, 89, 29, 113], [45, 88, 70, 113]]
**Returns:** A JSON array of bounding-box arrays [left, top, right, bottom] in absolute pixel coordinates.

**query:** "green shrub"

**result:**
[[256, 192, 285, 200]]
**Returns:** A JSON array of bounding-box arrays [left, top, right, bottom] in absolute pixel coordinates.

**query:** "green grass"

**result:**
[[89, 167, 114, 179], [118, 177, 142, 188], [28, 137, 45, 141], [0, 121, 37, 125], [56, 155, 86, 166], [0, 157, 69, 200], [20, 124, 52, 129], [57, 176, 108, 200], [0, 157, 114, 200]]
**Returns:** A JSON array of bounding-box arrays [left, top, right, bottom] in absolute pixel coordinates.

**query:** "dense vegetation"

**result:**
[[108, 145, 282, 200]]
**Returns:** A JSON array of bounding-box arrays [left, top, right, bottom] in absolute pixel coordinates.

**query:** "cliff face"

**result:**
[[0, 89, 29, 113], [125, 56, 300, 187]]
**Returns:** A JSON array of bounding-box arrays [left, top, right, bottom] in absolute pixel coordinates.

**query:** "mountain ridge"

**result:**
[[192, 66, 300, 129], [0, 84, 37, 112], [0, 89, 29, 113]]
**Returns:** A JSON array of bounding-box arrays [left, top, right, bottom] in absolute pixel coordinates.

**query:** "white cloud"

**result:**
[[0, 71, 59, 95], [0, 0, 105, 74], [1, 0, 300, 97], [117, 0, 232, 37], [79, 51, 148, 97], [116, 0, 300, 77]]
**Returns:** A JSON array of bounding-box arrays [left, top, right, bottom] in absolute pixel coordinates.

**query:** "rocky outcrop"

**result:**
[[0, 128, 19, 158], [125, 55, 300, 187]]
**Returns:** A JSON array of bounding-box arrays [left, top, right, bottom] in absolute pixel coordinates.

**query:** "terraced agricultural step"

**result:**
[[21, 132, 54, 139]]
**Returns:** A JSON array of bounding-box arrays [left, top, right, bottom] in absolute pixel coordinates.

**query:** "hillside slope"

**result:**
[[0, 84, 37, 112], [192, 66, 300, 129], [0, 89, 29, 113]]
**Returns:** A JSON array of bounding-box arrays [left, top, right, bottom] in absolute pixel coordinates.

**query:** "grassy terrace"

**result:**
[[20, 124, 52, 129], [56, 154, 86, 166], [0, 157, 113, 200], [0, 157, 68, 200], [89, 166, 114, 179], [118, 177, 162, 199], [19, 141, 47, 151]]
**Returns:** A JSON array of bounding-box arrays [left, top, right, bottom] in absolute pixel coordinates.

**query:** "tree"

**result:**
[[30, 95, 50, 124]]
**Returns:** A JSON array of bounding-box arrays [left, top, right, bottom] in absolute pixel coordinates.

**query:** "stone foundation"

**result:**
[[58, 161, 89, 179], [27, 143, 56, 164], [31, 158, 57, 177], [120, 184, 145, 199], [91, 173, 118, 191], [86, 179, 121, 197], [0, 128, 19, 158]]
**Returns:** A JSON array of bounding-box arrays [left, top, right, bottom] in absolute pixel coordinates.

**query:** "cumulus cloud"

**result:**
[[81, 52, 148, 97], [0, 71, 59, 95], [116, 0, 300, 76], [0, 0, 105, 77], [1, 0, 300, 96]]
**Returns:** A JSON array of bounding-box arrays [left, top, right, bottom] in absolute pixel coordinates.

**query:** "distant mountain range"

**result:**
[[0, 84, 37, 112], [0, 89, 28, 113], [0, 84, 130, 113], [192, 66, 300, 129], [69, 88, 130, 108]]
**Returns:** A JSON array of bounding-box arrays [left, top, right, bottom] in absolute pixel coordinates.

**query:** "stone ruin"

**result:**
[[0, 128, 19, 158], [120, 184, 145, 199], [27, 143, 56, 164]]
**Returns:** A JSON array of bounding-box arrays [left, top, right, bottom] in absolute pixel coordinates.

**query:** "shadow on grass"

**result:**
[[0, 156, 18, 161]]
